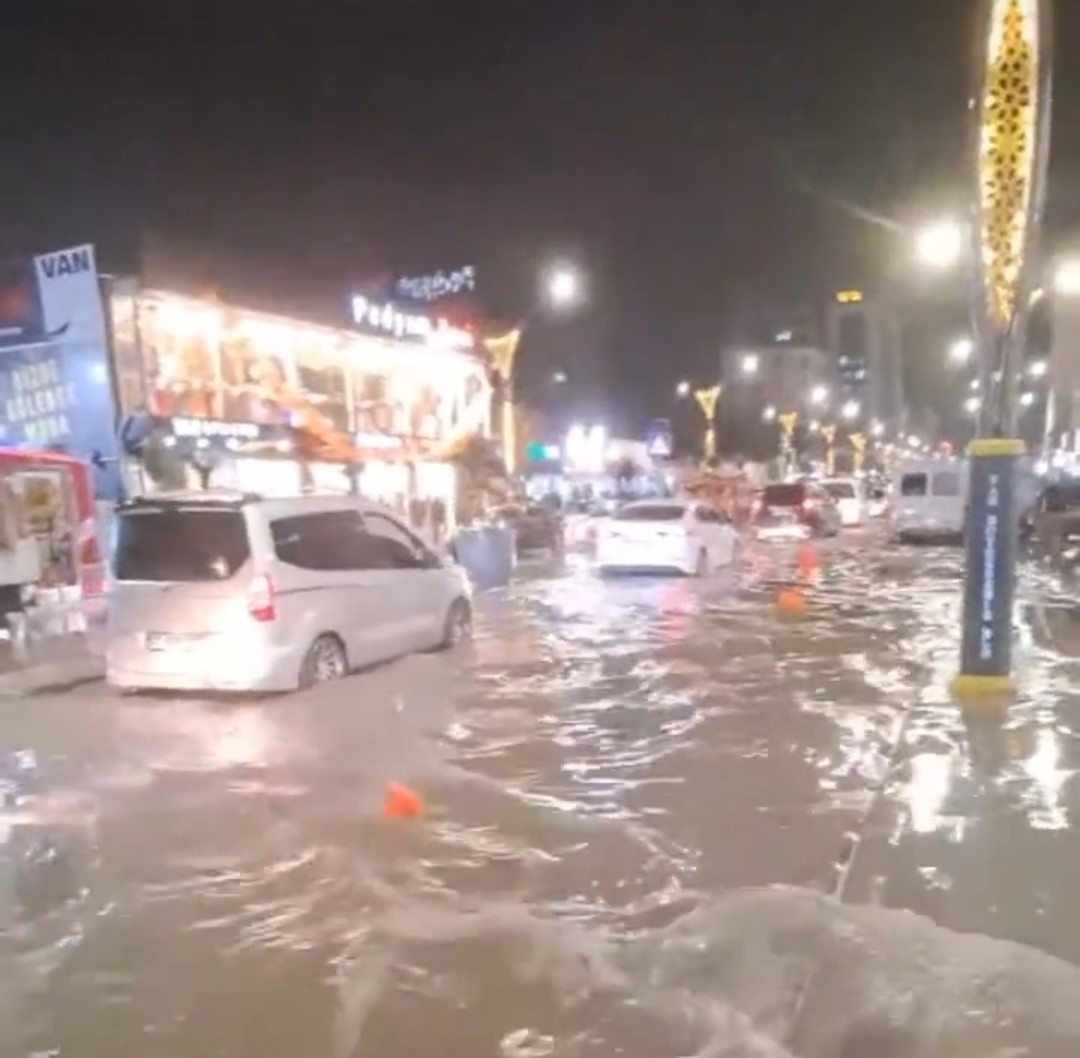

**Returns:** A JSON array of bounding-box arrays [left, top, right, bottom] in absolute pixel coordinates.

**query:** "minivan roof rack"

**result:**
[[119, 489, 262, 509]]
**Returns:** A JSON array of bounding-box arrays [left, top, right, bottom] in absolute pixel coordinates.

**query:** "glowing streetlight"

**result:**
[[740, 352, 760, 378], [840, 399, 860, 422], [552, 369, 568, 384], [969, 378, 981, 391], [1028, 359, 1048, 379], [949, 337, 975, 365], [964, 396, 982, 416], [1054, 258, 1080, 297], [1020, 390, 1036, 409], [915, 219, 964, 270], [676, 380, 691, 399], [808, 419, 821, 434], [870, 420, 885, 439], [906, 434, 921, 449], [809, 384, 829, 407], [762, 405, 777, 423], [545, 265, 582, 308]]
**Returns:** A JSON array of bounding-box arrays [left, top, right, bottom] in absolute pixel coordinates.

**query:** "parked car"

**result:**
[[821, 477, 866, 527], [595, 499, 739, 576], [106, 491, 473, 694], [494, 504, 564, 556], [890, 459, 967, 543], [752, 482, 842, 541]]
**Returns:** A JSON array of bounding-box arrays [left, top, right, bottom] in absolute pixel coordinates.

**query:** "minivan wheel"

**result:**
[[441, 599, 473, 649], [299, 634, 348, 689]]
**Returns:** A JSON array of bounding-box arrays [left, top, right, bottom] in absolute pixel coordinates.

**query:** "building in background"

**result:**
[[0, 243, 120, 499], [825, 289, 904, 428], [109, 280, 492, 527]]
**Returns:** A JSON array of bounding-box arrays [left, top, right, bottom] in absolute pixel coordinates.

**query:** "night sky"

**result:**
[[2, 0, 1080, 437]]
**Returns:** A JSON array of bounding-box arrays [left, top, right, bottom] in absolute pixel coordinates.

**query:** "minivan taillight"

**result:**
[[249, 574, 277, 622]]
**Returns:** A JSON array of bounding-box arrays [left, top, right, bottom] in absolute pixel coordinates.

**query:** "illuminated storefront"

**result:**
[[110, 288, 492, 526]]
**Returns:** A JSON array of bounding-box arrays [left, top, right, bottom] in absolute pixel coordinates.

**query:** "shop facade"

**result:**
[[108, 284, 493, 536], [0, 243, 121, 500]]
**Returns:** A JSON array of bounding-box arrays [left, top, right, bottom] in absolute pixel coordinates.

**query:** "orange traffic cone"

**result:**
[[383, 782, 425, 820], [776, 588, 809, 618]]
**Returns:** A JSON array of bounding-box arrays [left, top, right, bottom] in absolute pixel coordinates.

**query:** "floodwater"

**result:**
[[4, 538, 1080, 1057]]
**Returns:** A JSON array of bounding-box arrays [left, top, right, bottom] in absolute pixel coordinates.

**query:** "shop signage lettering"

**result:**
[[349, 295, 473, 350], [1, 355, 75, 446], [979, 471, 1001, 661], [39, 247, 93, 279], [355, 431, 403, 450], [172, 417, 261, 441], [394, 267, 476, 303]]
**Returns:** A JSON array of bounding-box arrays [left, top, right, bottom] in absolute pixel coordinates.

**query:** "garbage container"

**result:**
[[450, 526, 515, 590]]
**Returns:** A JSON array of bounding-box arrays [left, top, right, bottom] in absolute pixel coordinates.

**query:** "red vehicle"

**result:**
[[0, 448, 105, 613]]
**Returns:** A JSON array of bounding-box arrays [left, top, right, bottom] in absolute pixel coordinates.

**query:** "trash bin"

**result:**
[[450, 526, 516, 590]]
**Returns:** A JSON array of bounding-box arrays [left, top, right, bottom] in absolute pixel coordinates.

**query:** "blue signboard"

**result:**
[[0, 244, 120, 499], [645, 418, 674, 459]]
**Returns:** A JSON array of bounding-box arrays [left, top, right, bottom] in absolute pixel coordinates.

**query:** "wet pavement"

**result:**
[[3, 535, 1080, 1056]]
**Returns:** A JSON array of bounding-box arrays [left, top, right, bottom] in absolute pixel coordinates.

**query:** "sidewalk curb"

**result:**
[[0, 663, 106, 700]]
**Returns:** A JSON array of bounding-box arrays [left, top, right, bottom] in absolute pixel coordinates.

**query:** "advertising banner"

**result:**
[[0, 244, 119, 498]]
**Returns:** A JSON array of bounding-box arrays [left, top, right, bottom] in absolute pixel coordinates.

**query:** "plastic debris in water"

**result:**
[[383, 782, 425, 820]]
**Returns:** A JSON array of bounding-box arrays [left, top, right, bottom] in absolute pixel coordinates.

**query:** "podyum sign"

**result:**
[[0, 243, 119, 499]]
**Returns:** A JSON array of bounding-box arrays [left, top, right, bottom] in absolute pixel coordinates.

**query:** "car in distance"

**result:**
[[595, 499, 739, 576], [752, 482, 842, 541], [821, 477, 866, 528], [106, 491, 472, 694]]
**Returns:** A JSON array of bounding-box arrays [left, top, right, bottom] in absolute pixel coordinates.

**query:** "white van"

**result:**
[[890, 459, 968, 543], [106, 491, 473, 694]]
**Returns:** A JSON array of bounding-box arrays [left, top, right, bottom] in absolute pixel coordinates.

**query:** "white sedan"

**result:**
[[595, 500, 739, 576], [821, 477, 866, 527]]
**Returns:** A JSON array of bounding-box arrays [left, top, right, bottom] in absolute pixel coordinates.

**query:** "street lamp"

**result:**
[[545, 265, 582, 309], [840, 399, 860, 422], [809, 384, 829, 408], [552, 369, 568, 385], [763, 405, 778, 423], [915, 219, 964, 270], [1054, 258, 1080, 297], [949, 337, 975, 366], [741, 352, 760, 378], [870, 420, 885, 439], [486, 263, 588, 475], [964, 396, 983, 416], [1020, 390, 1037, 409], [1028, 359, 1048, 379], [676, 380, 691, 399]]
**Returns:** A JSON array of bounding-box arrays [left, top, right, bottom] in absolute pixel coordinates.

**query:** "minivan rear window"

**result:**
[[901, 474, 928, 498], [931, 472, 961, 497], [615, 504, 685, 522], [761, 484, 805, 507], [114, 508, 250, 582], [823, 481, 856, 500]]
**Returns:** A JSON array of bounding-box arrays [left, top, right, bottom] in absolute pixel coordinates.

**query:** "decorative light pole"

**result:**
[[694, 385, 722, 464], [485, 328, 524, 475], [954, 0, 1052, 699]]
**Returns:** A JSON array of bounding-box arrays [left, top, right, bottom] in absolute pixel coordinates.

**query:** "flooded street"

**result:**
[[4, 538, 1080, 1057]]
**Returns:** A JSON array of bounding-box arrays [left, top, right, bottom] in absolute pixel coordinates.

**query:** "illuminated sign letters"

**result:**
[[394, 266, 476, 303], [349, 295, 473, 350]]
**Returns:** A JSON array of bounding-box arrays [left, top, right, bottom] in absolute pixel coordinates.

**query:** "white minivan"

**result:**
[[890, 460, 968, 543], [106, 491, 473, 694]]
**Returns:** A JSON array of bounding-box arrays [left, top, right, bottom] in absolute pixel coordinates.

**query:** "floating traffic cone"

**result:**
[[776, 588, 809, 618], [383, 781, 425, 820], [796, 541, 820, 578]]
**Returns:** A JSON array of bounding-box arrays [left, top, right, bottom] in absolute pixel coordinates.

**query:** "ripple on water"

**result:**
[[4, 540, 1080, 1056]]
